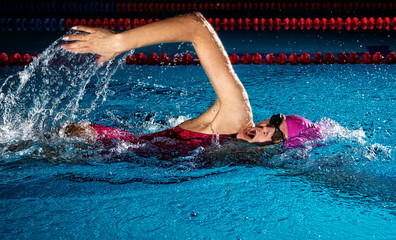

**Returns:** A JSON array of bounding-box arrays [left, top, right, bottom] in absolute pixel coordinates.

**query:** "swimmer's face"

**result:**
[[236, 122, 276, 145]]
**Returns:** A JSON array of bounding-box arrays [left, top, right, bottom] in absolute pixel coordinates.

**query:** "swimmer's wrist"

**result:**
[[112, 33, 125, 55], [114, 32, 138, 54]]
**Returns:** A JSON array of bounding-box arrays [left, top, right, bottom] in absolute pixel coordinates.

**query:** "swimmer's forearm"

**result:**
[[113, 13, 207, 52], [62, 13, 206, 64]]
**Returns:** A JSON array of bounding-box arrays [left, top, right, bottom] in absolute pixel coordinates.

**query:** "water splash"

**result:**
[[0, 33, 128, 144], [315, 117, 367, 145]]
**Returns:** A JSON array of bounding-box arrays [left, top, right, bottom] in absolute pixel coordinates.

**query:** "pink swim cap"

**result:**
[[284, 115, 320, 148], [285, 115, 314, 138]]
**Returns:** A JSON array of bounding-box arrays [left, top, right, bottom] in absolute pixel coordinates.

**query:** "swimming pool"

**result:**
[[1, 24, 396, 239]]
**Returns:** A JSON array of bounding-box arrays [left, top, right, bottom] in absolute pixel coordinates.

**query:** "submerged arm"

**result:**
[[62, 12, 253, 134]]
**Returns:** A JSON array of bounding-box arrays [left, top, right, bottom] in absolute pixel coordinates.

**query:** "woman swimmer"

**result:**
[[61, 12, 319, 153]]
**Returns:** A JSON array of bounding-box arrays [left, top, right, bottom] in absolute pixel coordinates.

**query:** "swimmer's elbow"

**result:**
[[186, 12, 206, 25], [184, 12, 213, 41]]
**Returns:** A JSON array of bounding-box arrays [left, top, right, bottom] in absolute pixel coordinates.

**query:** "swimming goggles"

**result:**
[[269, 114, 285, 144]]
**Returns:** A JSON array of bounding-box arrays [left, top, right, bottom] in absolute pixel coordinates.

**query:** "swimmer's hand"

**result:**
[[61, 26, 122, 65]]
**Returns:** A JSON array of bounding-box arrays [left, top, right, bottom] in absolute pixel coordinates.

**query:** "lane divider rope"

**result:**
[[0, 2, 394, 14], [1, 17, 396, 32], [1, 52, 395, 66]]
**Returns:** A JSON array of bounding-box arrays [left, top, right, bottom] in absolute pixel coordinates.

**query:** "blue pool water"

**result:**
[[1, 29, 396, 239]]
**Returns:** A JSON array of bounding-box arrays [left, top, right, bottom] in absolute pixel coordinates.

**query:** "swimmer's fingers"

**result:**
[[72, 26, 115, 39], [61, 26, 97, 42], [61, 32, 94, 53], [62, 41, 93, 54], [62, 26, 120, 64], [62, 26, 111, 44], [72, 25, 97, 34], [63, 41, 119, 65], [62, 33, 91, 42]]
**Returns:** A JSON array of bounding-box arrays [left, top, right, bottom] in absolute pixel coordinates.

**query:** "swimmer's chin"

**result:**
[[233, 138, 273, 147]]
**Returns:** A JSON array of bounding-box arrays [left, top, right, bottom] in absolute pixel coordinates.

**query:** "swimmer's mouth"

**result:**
[[245, 129, 256, 139]]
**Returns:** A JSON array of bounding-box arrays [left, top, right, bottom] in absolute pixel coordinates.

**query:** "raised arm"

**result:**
[[62, 12, 253, 134]]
